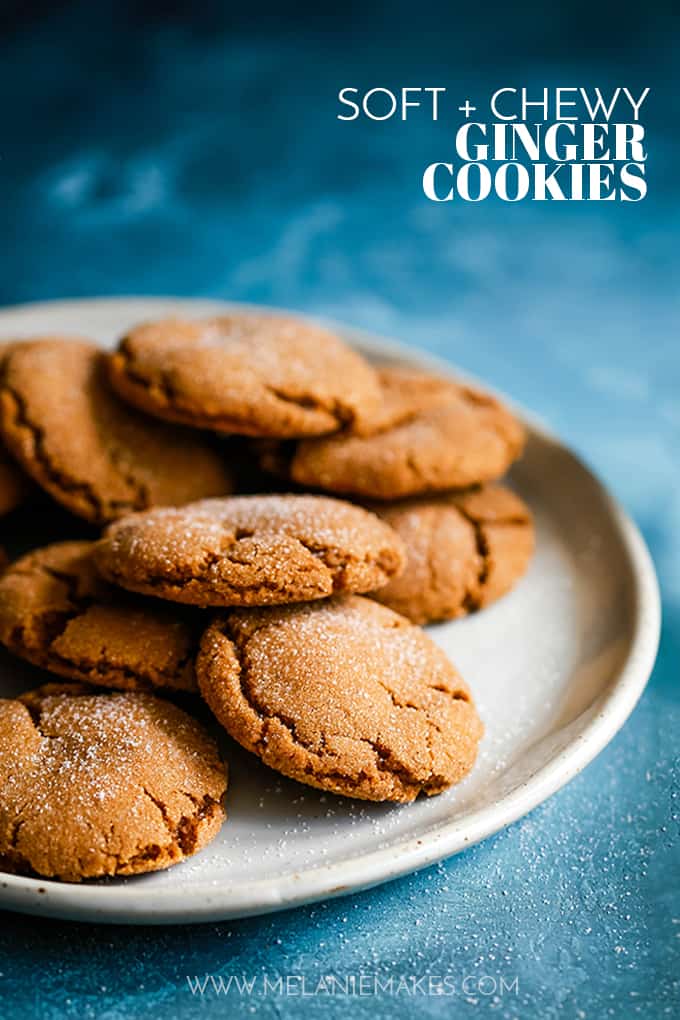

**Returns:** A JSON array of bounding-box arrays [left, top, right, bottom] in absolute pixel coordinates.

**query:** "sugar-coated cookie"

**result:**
[[198, 595, 483, 802], [95, 494, 406, 607], [261, 366, 525, 499], [0, 338, 233, 524], [0, 683, 227, 881], [0, 542, 201, 692], [107, 313, 382, 438], [369, 485, 534, 624]]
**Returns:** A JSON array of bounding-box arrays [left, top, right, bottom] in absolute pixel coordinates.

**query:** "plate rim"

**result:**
[[0, 296, 662, 924]]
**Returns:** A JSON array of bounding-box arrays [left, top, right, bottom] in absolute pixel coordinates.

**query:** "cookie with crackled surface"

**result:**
[[260, 366, 525, 499], [197, 594, 483, 802], [94, 494, 406, 607], [107, 313, 382, 438], [0, 683, 227, 881], [0, 338, 233, 524], [0, 541, 201, 692], [369, 485, 534, 624]]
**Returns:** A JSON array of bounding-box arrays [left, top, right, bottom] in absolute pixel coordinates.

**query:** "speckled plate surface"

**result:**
[[0, 298, 661, 925]]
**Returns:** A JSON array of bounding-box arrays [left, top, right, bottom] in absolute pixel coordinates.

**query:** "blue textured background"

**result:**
[[0, 3, 678, 1017]]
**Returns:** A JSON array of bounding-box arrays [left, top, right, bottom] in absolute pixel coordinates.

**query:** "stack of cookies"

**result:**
[[0, 313, 533, 883]]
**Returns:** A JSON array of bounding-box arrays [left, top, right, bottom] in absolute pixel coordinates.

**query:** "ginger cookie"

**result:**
[[0, 683, 227, 881], [369, 485, 534, 624], [0, 338, 233, 524], [261, 366, 525, 500], [106, 313, 382, 438], [94, 494, 406, 607], [0, 541, 201, 692], [0, 441, 27, 517], [198, 595, 483, 802]]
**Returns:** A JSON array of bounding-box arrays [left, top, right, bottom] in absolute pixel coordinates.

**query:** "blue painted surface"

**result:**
[[0, 3, 678, 1017]]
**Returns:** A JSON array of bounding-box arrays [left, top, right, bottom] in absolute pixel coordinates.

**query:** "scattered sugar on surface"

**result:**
[[2, 495, 623, 907], [110, 497, 593, 894], [238, 598, 448, 712], [1, 693, 212, 829]]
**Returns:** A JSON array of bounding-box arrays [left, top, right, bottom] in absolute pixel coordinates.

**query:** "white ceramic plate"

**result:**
[[0, 298, 660, 925]]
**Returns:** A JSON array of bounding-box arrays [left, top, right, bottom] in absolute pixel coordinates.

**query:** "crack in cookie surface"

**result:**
[[197, 595, 482, 802], [0, 339, 233, 524], [95, 494, 406, 607], [370, 485, 534, 624], [0, 541, 200, 692], [107, 314, 382, 438], [1, 384, 105, 520], [265, 367, 526, 500], [0, 684, 227, 881]]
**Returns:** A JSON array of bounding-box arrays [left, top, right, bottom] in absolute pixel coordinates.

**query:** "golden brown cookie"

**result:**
[[369, 485, 534, 624], [107, 313, 382, 438], [261, 366, 525, 499], [94, 494, 406, 607], [0, 441, 27, 517], [0, 682, 227, 881], [198, 595, 483, 802], [0, 337, 233, 524], [0, 541, 201, 692]]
